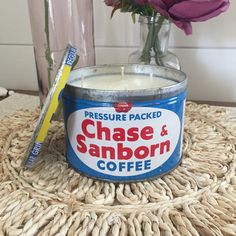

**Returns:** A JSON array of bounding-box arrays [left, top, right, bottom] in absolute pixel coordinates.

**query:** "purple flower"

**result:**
[[148, 0, 230, 34], [135, 0, 149, 5]]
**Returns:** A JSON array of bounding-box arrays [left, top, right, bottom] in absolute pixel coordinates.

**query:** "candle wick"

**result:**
[[81, 74, 84, 88], [121, 66, 125, 80]]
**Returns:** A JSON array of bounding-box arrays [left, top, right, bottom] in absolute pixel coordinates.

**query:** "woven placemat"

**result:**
[[0, 102, 236, 235]]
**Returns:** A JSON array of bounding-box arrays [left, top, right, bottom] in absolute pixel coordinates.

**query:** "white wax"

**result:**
[[71, 74, 176, 90]]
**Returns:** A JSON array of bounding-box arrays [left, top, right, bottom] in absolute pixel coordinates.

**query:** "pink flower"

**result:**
[[149, 0, 230, 34]]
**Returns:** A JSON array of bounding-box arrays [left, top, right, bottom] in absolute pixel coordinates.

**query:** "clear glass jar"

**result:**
[[28, 0, 95, 105], [129, 15, 180, 70]]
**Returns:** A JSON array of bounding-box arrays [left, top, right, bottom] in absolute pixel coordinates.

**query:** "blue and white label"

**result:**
[[63, 92, 186, 182], [66, 106, 181, 178]]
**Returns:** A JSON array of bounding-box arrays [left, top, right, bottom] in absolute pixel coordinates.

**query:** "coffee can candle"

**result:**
[[62, 64, 187, 182]]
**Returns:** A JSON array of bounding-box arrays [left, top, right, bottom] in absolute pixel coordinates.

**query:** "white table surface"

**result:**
[[0, 93, 40, 118]]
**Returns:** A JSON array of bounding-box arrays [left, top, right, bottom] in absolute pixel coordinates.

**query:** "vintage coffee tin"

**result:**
[[62, 64, 187, 182]]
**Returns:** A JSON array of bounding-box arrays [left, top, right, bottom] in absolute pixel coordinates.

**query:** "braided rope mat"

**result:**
[[0, 102, 236, 235]]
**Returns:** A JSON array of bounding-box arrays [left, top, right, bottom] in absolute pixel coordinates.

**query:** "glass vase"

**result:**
[[129, 15, 180, 70], [28, 0, 95, 105]]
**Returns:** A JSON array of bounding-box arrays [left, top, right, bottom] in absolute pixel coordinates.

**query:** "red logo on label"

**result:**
[[76, 119, 171, 160], [114, 102, 132, 113]]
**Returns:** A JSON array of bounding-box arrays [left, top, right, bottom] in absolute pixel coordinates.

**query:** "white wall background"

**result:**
[[0, 0, 37, 91], [0, 0, 235, 102]]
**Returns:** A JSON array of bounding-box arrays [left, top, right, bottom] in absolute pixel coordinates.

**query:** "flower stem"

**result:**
[[140, 13, 165, 65], [153, 16, 165, 66], [44, 0, 53, 88], [140, 12, 157, 64]]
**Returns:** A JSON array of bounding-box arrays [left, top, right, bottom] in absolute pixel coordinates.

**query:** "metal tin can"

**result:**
[[62, 64, 187, 182]]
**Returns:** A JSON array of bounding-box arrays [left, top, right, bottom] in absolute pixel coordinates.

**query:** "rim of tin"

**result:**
[[64, 64, 187, 102]]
